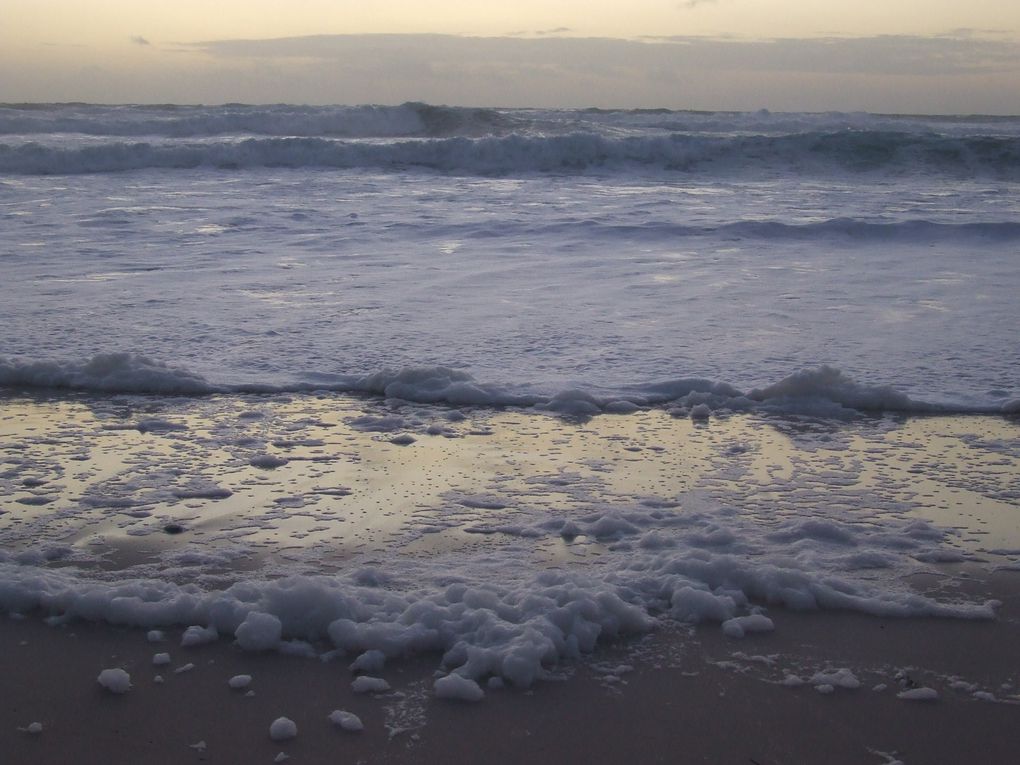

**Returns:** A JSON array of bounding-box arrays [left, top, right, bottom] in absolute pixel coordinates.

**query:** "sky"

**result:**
[[2, 1, 1020, 113]]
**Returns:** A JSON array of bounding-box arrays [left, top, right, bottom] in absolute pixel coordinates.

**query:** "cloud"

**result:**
[[8, 32, 1018, 112], [168, 32, 1020, 112], [504, 27, 572, 38], [192, 32, 1020, 78], [131, 36, 150, 46], [936, 28, 1014, 40]]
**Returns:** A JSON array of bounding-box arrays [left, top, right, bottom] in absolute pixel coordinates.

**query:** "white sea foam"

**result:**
[[327, 709, 364, 731], [235, 612, 283, 651], [350, 676, 391, 694], [897, 687, 939, 701], [269, 717, 297, 741], [97, 668, 131, 693], [1, 354, 1010, 416], [228, 674, 253, 689], [0, 353, 217, 395], [0, 498, 997, 689], [434, 673, 485, 702]]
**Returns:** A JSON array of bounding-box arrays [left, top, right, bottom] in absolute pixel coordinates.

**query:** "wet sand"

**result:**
[[2, 393, 1019, 763], [3, 576, 1019, 765]]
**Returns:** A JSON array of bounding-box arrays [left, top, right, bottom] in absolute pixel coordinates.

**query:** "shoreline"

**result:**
[[3, 572, 1019, 764]]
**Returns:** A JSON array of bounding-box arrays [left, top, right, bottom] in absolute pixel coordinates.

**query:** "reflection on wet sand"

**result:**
[[2, 393, 1018, 582]]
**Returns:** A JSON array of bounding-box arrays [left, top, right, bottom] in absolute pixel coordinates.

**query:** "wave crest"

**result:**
[[4, 131, 1019, 177], [0, 102, 519, 140], [3, 354, 1015, 415], [0, 353, 218, 395]]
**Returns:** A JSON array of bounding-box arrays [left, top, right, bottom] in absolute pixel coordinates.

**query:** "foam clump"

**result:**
[[228, 674, 252, 689], [897, 687, 939, 701], [810, 669, 860, 690], [542, 389, 604, 417], [349, 649, 386, 674], [767, 518, 857, 545], [269, 717, 298, 741], [0, 505, 999, 695], [354, 366, 533, 408], [721, 614, 774, 639], [669, 586, 737, 623], [434, 673, 485, 702], [24, 722, 43, 734], [235, 612, 282, 651], [0, 353, 215, 395], [97, 668, 132, 693], [351, 676, 390, 694], [749, 365, 922, 415], [689, 403, 712, 420], [181, 625, 218, 646], [152, 652, 171, 666], [328, 709, 364, 732]]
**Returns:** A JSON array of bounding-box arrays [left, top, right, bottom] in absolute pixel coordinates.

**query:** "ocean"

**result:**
[[1, 103, 1018, 700]]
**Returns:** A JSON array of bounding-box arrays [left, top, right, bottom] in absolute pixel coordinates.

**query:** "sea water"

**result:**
[[1, 103, 1018, 691]]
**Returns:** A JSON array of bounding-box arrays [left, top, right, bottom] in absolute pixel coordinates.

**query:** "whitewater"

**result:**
[[2, 103, 1019, 414], [1, 103, 1019, 705]]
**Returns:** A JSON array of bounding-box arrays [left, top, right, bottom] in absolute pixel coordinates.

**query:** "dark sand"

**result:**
[[3, 571, 1018, 765]]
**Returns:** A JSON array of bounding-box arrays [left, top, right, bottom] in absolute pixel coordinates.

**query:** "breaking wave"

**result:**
[[3, 131, 1020, 177], [2, 353, 1016, 416], [0, 102, 520, 139], [524, 218, 1020, 242]]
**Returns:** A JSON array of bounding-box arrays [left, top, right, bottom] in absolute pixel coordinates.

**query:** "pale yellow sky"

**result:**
[[4, 0, 1018, 49], [2, 1, 1019, 111]]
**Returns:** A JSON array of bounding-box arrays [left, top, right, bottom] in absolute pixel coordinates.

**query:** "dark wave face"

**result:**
[[2, 103, 1019, 177], [0, 102, 522, 139], [3, 131, 1020, 177]]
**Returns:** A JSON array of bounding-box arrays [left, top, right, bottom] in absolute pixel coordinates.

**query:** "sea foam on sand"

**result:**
[[97, 668, 131, 694], [0, 397, 1014, 693], [269, 717, 297, 741]]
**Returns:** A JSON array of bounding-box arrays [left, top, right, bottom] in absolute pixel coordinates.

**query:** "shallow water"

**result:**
[[2, 391, 1018, 687], [2, 105, 1019, 411]]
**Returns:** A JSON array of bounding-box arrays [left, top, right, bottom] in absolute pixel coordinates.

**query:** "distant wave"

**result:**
[[3, 130, 1019, 177], [3, 353, 1016, 417], [0, 102, 521, 139], [529, 218, 1020, 243], [4, 103, 1019, 140]]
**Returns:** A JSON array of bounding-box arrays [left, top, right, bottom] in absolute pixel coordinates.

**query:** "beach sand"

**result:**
[[3, 583, 1018, 764], [2, 393, 1019, 763]]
